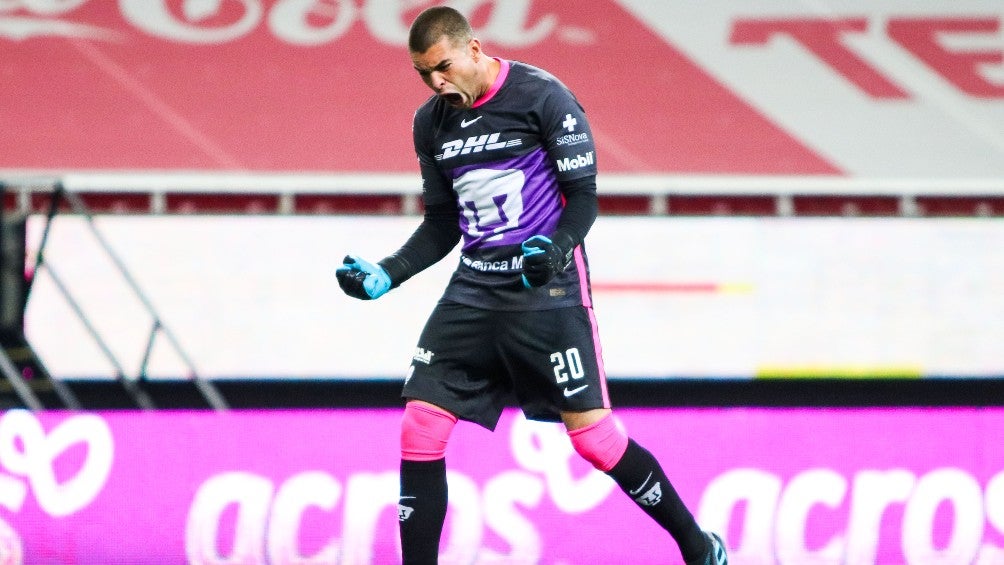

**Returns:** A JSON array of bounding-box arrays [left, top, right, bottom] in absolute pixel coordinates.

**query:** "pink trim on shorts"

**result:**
[[472, 58, 509, 108], [573, 246, 591, 308], [572, 246, 610, 407]]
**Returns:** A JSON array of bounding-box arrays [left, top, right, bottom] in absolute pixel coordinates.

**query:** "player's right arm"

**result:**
[[335, 200, 459, 300], [375, 198, 461, 286], [337, 117, 461, 300]]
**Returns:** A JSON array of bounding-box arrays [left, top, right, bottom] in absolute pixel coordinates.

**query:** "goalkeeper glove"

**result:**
[[336, 255, 392, 300], [521, 233, 574, 288]]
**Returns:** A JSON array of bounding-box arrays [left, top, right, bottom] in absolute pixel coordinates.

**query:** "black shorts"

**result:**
[[402, 300, 611, 430]]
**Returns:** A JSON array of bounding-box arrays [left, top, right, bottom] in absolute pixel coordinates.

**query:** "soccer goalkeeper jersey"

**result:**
[[413, 59, 599, 310]]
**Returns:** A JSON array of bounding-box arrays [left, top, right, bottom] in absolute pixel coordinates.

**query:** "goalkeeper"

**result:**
[[336, 6, 727, 565]]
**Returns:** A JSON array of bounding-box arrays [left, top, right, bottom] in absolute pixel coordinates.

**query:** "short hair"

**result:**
[[408, 6, 473, 53]]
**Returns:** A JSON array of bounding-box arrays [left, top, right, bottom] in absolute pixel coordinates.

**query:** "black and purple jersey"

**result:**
[[413, 59, 598, 311]]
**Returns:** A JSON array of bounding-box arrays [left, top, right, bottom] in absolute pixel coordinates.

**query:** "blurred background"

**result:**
[[1, 1, 1002, 563]]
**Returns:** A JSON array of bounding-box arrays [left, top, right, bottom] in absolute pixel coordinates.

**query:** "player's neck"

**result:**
[[485, 56, 500, 86], [480, 57, 501, 98]]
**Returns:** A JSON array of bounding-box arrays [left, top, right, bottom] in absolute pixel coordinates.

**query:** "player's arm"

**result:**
[[336, 200, 460, 300], [337, 108, 461, 300], [379, 201, 461, 285], [554, 174, 598, 248], [337, 148, 461, 299], [521, 174, 598, 287], [521, 81, 599, 288]]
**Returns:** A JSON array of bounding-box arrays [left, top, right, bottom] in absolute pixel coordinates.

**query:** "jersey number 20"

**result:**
[[550, 348, 584, 384]]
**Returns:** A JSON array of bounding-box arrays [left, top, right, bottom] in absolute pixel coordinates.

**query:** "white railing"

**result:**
[[3, 171, 1004, 216]]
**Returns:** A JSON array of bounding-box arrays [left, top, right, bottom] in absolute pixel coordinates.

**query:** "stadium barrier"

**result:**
[[2, 407, 1003, 564], [2, 175, 1004, 409], [2, 173, 1004, 217]]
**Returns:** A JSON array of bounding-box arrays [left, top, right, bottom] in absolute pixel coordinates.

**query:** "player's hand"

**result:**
[[521, 235, 572, 288], [336, 255, 392, 300]]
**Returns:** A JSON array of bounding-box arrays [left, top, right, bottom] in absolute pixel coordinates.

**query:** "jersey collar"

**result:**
[[472, 58, 510, 109]]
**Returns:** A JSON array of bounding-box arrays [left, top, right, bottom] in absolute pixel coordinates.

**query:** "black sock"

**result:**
[[399, 458, 448, 564], [606, 439, 708, 563]]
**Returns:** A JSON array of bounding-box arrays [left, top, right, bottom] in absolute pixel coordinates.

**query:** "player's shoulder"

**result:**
[[506, 61, 570, 94], [503, 61, 580, 113], [414, 93, 455, 127], [413, 93, 441, 120]]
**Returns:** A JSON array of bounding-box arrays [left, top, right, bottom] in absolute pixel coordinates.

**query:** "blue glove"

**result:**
[[521, 234, 572, 288], [336, 255, 392, 300]]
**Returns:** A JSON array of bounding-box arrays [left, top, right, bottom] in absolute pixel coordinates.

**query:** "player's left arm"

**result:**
[[521, 85, 599, 288], [520, 175, 597, 287]]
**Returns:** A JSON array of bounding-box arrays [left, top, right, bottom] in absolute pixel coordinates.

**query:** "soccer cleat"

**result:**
[[687, 532, 728, 565], [707, 532, 728, 565]]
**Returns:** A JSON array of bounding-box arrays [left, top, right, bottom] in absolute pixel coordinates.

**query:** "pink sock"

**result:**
[[568, 413, 629, 472], [401, 402, 458, 461]]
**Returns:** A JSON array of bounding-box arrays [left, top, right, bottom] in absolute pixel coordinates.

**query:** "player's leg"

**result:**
[[563, 408, 725, 564], [399, 400, 457, 564], [398, 302, 511, 564], [501, 303, 725, 565]]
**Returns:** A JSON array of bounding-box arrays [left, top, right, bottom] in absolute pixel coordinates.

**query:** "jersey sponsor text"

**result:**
[[556, 151, 594, 172], [437, 133, 522, 161], [461, 254, 524, 272], [555, 132, 589, 146]]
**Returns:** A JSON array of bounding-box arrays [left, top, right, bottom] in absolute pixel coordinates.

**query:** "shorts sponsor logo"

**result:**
[[563, 384, 589, 397], [413, 348, 434, 364], [556, 151, 594, 172]]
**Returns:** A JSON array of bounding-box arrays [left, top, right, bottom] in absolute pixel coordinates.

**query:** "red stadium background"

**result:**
[[3, 3, 1004, 563], [3, 1, 1003, 380], [0, 0, 849, 174], [3, 0, 1004, 388]]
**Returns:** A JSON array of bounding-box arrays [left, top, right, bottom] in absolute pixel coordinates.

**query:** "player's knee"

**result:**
[[567, 413, 629, 472], [401, 401, 458, 461]]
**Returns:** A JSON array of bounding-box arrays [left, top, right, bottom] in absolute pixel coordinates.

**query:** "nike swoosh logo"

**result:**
[[629, 472, 653, 496], [460, 116, 482, 128], [563, 384, 589, 397]]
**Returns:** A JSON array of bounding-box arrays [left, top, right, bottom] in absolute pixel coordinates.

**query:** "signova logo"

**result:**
[[555, 132, 589, 146]]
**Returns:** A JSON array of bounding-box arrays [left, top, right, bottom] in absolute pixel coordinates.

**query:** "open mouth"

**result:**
[[441, 92, 464, 106]]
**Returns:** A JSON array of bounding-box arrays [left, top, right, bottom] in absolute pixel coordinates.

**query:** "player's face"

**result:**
[[411, 36, 484, 109]]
